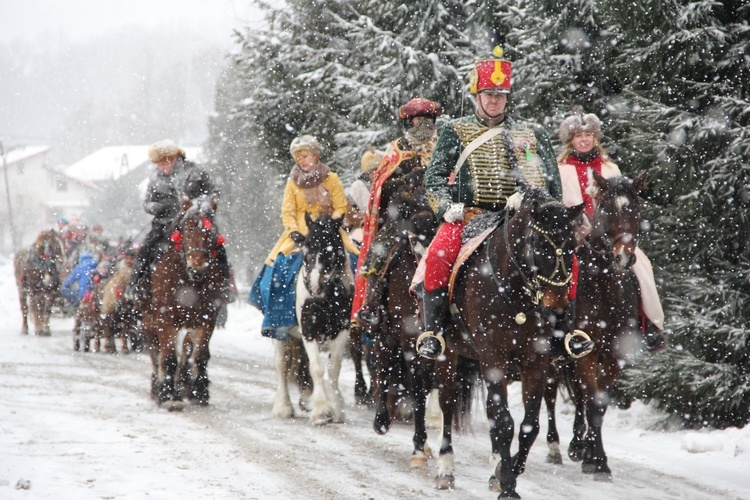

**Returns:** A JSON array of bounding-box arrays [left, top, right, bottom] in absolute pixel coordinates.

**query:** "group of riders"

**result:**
[[250, 47, 667, 366], [55, 46, 666, 364]]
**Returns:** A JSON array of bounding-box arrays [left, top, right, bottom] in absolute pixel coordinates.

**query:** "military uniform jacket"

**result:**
[[425, 115, 562, 220]]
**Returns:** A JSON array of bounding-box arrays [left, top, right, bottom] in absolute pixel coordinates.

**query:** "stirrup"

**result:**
[[564, 329, 594, 359], [416, 331, 445, 359]]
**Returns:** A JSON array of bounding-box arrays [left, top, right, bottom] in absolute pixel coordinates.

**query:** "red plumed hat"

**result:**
[[469, 46, 512, 95], [398, 98, 443, 120]]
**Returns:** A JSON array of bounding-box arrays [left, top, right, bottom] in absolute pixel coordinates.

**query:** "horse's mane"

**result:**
[[305, 215, 344, 253], [32, 230, 63, 257]]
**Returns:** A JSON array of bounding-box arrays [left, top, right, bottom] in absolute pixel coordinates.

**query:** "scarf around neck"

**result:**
[[290, 162, 330, 189], [567, 150, 603, 218]]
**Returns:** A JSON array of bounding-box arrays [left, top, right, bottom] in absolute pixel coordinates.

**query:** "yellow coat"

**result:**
[[265, 172, 360, 265]]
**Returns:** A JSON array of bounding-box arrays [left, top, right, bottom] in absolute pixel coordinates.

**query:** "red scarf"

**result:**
[[566, 153, 603, 218]]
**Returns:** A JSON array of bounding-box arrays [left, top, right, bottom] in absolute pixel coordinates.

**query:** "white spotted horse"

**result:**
[[272, 213, 353, 424]]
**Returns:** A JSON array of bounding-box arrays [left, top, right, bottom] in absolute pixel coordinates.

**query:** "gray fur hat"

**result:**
[[558, 113, 602, 144], [289, 135, 321, 155]]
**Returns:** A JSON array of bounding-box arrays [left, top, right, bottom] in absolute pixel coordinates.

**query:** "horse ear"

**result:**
[[567, 202, 585, 222], [180, 194, 192, 213], [305, 212, 313, 228], [592, 170, 608, 191]]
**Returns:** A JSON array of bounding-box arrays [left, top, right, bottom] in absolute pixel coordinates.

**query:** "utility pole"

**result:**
[[0, 141, 19, 252]]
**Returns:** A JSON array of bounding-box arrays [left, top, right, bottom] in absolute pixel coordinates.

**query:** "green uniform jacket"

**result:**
[[425, 114, 562, 220]]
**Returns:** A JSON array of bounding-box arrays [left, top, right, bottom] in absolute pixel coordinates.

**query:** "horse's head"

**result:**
[[175, 195, 222, 282], [591, 171, 646, 271], [511, 188, 584, 310], [302, 213, 347, 296]]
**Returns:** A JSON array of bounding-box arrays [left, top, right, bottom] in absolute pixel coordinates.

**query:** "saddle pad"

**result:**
[[448, 226, 497, 301]]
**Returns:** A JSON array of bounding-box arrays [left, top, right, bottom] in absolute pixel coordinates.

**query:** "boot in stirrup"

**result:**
[[416, 287, 448, 360], [355, 277, 386, 327]]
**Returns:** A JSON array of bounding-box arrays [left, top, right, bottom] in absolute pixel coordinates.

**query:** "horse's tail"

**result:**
[[453, 356, 482, 434]]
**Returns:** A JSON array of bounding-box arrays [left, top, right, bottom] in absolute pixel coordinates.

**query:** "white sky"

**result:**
[[0, 0, 265, 47]]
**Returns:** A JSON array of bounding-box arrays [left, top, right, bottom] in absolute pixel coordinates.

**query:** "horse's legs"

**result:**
[[325, 329, 348, 423], [302, 338, 334, 424], [185, 327, 213, 405], [372, 324, 394, 434], [271, 339, 294, 418], [435, 354, 458, 490], [19, 288, 29, 334], [350, 326, 369, 405], [513, 366, 547, 476], [407, 357, 432, 468], [485, 377, 516, 497], [582, 360, 618, 480], [155, 326, 181, 406], [544, 367, 563, 464]]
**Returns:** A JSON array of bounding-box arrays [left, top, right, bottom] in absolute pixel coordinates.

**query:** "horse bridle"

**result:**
[[584, 198, 639, 267], [504, 207, 573, 306]]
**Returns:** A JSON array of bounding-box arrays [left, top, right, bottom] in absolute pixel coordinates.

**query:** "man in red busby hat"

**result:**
[[351, 98, 442, 329], [416, 48, 584, 361]]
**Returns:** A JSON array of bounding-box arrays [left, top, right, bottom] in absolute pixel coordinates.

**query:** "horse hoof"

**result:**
[[500, 490, 521, 499], [546, 452, 563, 464], [409, 454, 428, 468], [163, 400, 185, 412], [435, 475, 454, 490], [594, 471, 613, 482], [424, 442, 433, 459], [312, 415, 332, 426], [489, 475, 501, 492]]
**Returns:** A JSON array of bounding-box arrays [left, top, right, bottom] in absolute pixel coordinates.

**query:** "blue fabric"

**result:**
[[348, 251, 358, 274], [62, 253, 98, 299], [248, 252, 304, 340]]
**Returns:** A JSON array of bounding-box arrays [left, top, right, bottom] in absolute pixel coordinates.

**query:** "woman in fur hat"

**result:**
[[557, 113, 666, 351]]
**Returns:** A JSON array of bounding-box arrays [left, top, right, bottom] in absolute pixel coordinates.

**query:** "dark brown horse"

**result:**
[[368, 202, 439, 468], [14, 230, 65, 335], [544, 172, 646, 481], [141, 195, 224, 409], [434, 188, 583, 498]]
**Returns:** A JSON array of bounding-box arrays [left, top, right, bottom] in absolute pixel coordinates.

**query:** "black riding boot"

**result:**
[[416, 287, 448, 360], [550, 304, 594, 369], [126, 227, 162, 302], [355, 277, 387, 327]]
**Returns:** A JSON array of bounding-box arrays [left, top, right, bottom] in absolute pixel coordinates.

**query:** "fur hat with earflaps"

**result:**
[[148, 139, 185, 163], [558, 113, 602, 145]]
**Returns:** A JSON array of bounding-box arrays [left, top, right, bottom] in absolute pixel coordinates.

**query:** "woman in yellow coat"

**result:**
[[250, 135, 358, 337], [265, 135, 359, 264]]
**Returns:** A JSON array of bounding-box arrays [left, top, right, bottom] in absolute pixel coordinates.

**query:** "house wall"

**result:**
[[0, 153, 94, 252]]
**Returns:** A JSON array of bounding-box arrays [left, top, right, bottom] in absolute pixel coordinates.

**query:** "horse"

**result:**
[[434, 188, 583, 498], [101, 260, 142, 353], [271, 213, 353, 424], [543, 172, 646, 481], [364, 187, 440, 468], [73, 285, 104, 352], [141, 195, 224, 409], [14, 229, 65, 335]]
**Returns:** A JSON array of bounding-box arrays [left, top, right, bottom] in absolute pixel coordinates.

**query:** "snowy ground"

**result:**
[[1, 254, 749, 500]]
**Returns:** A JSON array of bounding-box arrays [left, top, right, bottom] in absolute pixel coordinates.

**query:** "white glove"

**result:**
[[443, 203, 465, 223], [506, 192, 524, 211]]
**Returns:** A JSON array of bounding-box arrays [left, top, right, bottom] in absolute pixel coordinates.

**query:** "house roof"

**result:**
[[65, 145, 202, 183], [1, 145, 50, 166]]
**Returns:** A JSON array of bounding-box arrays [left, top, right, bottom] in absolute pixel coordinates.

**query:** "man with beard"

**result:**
[[351, 98, 442, 328]]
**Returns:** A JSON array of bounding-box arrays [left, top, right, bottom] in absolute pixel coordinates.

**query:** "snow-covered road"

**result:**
[[1, 256, 748, 499]]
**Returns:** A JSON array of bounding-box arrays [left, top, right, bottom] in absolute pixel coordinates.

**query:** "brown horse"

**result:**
[[14, 230, 65, 335], [141, 195, 224, 409], [368, 203, 439, 468], [544, 172, 646, 481], [101, 261, 141, 354], [434, 188, 583, 498]]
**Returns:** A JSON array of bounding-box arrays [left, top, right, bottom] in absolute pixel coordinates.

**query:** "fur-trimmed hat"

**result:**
[[469, 46, 512, 95], [558, 113, 602, 144], [360, 147, 384, 174], [147, 139, 185, 163], [289, 135, 321, 155], [398, 98, 443, 120]]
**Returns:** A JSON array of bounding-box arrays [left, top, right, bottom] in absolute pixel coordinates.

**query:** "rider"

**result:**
[[352, 98, 442, 328], [127, 139, 230, 303], [557, 112, 667, 351], [61, 252, 98, 309], [416, 47, 574, 360], [249, 135, 359, 336], [345, 147, 383, 246]]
